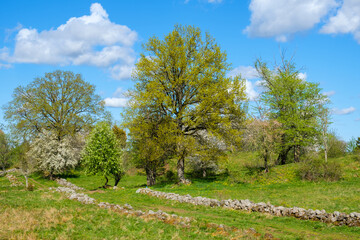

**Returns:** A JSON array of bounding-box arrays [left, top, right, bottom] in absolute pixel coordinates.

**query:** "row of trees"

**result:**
[[0, 25, 354, 187]]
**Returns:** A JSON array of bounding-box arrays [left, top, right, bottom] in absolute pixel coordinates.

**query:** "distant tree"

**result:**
[[18, 141, 36, 189], [112, 125, 127, 149], [126, 25, 247, 184], [255, 57, 326, 164], [356, 137, 360, 151], [317, 99, 331, 162], [0, 130, 11, 171], [82, 122, 123, 188], [3, 70, 109, 141], [27, 130, 82, 179], [243, 118, 283, 172], [327, 131, 347, 158], [346, 137, 358, 153], [186, 129, 229, 178]]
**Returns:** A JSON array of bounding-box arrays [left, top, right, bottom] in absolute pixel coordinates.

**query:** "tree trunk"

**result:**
[[177, 156, 186, 184], [146, 168, 156, 186], [114, 173, 121, 186], [202, 169, 207, 178], [103, 176, 109, 188], [294, 145, 300, 162], [324, 147, 328, 163], [264, 149, 269, 173], [277, 146, 291, 165], [25, 175, 29, 189]]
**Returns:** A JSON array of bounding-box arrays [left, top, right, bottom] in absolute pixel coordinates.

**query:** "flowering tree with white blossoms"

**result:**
[[28, 130, 82, 179]]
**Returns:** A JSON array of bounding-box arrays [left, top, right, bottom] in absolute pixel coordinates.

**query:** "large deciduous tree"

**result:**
[[82, 122, 124, 188], [3, 70, 109, 141], [255, 57, 327, 164], [125, 25, 247, 183]]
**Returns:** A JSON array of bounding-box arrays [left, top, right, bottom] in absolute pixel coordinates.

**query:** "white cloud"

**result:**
[[245, 80, 259, 101], [298, 72, 307, 81], [324, 90, 336, 97], [112, 87, 125, 98], [2, 3, 137, 80], [110, 64, 134, 80], [104, 87, 129, 107], [104, 97, 128, 108], [0, 63, 11, 69], [244, 0, 338, 41], [228, 65, 258, 79], [320, 0, 360, 43], [332, 106, 356, 115], [228, 65, 259, 101]]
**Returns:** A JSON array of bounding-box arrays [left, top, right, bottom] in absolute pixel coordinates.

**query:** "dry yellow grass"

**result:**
[[0, 207, 73, 239]]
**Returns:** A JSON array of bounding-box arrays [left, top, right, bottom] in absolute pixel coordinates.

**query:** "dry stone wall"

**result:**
[[136, 188, 360, 227], [51, 179, 192, 227]]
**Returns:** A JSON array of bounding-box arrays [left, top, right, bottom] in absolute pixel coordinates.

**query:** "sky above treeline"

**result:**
[[0, 0, 359, 141]]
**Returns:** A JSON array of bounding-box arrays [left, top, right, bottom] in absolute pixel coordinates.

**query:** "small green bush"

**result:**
[[298, 157, 342, 181]]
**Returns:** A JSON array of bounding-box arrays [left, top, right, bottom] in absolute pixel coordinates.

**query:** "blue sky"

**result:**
[[0, 0, 359, 141]]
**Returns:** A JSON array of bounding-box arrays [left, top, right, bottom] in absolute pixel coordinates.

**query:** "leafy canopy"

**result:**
[[255, 58, 327, 150], [82, 122, 123, 185], [4, 70, 109, 140], [125, 25, 247, 181]]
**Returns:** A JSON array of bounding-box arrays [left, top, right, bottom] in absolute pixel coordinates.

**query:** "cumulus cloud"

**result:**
[[104, 87, 129, 108], [320, 0, 360, 43], [245, 80, 259, 101], [228, 65, 258, 79], [2, 3, 137, 80], [228, 65, 259, 101], [244, 0, 338, 41], [104, 97, 128, 107], [324, 90, 336, 97], [332, 106, 356, 115]]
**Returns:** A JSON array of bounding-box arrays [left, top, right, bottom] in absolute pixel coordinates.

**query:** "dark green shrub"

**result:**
[[298, 157, 342, 181]]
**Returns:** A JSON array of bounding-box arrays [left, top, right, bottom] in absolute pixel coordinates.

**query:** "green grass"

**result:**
[[0, 175, 242, 239], [2, 152, 360, 239]]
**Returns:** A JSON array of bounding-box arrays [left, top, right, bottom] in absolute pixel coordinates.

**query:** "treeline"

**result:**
[[1, 25, 359, 187]]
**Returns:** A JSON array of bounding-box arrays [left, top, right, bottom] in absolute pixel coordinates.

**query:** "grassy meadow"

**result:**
[[1, 152, 360, 239]]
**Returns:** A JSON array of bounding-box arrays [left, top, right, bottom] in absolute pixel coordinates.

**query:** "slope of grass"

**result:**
[[0, 175, 245, 239], [2, 152, 360, 239]]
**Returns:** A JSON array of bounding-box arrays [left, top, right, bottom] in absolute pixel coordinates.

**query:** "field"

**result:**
[[1, 153, 360, 239]]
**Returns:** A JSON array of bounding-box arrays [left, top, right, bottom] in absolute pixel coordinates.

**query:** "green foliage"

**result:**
[[346, 137, 358, 153], [112, 125, 127, 148], [0, 130, 11, 170], [298, 157, 342, 181], [82, 122, 123, 187], [128, 113, 173, 186], [255, 57, 328, 163], [3, 70, 109, 141], [126, 25, 247, 182], [327, 132, 347, 158]]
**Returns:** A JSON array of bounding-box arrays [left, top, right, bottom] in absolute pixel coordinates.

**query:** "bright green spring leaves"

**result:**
[[82, 122, 123, 186], [125, 25, 247, 181]]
